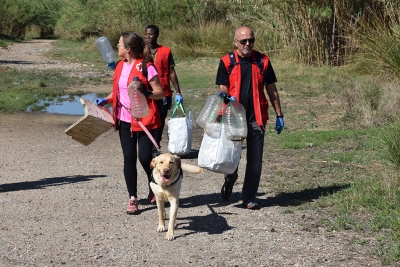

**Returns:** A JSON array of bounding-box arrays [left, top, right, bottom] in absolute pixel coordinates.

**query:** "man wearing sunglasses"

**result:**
[[215, 25, 285, 210]]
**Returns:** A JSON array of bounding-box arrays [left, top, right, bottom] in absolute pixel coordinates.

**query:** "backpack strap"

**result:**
[[227, 52, 237, 75], [142, 60, 148, 78], [226, 51, 266, 84], [254, 51, 264, 76], [227, 51, 264, 75], [142, 60, 154, 90]]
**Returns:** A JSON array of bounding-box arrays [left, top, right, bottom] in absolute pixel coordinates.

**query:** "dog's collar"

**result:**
[[151, 168, 182, 187]]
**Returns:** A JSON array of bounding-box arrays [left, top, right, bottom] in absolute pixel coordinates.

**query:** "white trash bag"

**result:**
[[198, 123, 242, 174], [167, 103, 193, 155]]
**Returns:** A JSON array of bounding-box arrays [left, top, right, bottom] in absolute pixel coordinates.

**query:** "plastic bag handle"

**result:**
[[171, 103, 186, 118]]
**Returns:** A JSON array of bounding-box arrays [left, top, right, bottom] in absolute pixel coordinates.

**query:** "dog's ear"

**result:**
[[173, 155, 181, 169], [150, 158, 157, 169]]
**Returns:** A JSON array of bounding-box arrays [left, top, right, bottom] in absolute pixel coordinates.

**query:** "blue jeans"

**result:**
[[224, 123, 265, 201]]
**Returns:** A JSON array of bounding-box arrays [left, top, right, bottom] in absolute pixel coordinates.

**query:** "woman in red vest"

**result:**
[[94, 31, 165, 214]]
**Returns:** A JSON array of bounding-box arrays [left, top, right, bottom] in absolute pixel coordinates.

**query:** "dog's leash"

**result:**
[[120, 102, 161, 153], [135, 118, 160, 152]]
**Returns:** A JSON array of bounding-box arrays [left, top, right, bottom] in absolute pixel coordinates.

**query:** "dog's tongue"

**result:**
[[162, 175, 170, 183]]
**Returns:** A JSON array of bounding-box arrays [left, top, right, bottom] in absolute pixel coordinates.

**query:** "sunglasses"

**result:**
[[235, 38, 255, 45]]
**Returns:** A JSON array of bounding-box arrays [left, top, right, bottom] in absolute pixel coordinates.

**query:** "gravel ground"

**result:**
[[0, 40, 390, 267]]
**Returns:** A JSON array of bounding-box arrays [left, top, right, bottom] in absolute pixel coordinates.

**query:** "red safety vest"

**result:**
[[154, 45, 173, 97], [221, 50, 270, 127], [111, 59, 161, 131]]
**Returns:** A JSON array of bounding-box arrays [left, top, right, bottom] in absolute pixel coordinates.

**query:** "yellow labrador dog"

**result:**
[[150, 153, 203, 240]]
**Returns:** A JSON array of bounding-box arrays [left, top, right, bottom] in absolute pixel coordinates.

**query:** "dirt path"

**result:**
[[0, 40, 388, 267]]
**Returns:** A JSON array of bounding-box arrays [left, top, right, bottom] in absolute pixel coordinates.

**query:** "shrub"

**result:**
[[166, 20, 234, 59], [375, 122, 400, 168], [0, 0, 61, 39]]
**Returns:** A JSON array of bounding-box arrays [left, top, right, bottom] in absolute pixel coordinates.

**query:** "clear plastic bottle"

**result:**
[[95, 36, 116, 65], [222, 96, 247, 140], [128, 77, 150, 118], [196, 95, 224, 129]]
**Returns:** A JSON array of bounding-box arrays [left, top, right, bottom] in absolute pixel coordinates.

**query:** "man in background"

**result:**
[[144, 25, 183, 159]]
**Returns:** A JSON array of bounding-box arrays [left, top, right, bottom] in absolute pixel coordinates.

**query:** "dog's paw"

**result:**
[[165, 232, 175, 241], [157, 225, 165, 232]]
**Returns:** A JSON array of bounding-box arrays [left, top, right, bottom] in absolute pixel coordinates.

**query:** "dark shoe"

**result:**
[[242, 200, 260, 210], [148, 191, 156, 205], [221, 182, 233, 199]]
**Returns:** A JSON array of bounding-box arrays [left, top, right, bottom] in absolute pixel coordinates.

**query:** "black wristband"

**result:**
[[277, 114, 284, 119], [143, 90, 152, 98]]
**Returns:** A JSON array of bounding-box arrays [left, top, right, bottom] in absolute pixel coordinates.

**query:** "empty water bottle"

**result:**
[[222, 96, 247, 141], [197, 95, 224, 129], [128, 77, 150, 118], [95, 36, 116, 69]]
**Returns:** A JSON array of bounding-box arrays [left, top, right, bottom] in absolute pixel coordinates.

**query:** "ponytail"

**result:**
[[121, 31, 153, 62]]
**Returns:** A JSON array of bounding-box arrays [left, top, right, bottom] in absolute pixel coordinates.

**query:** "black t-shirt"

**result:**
[[215, 53, 277, 124], [168, 52, 175, 67]]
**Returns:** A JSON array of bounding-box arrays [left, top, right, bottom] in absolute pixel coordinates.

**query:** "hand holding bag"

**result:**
[[167, 103, 193, 155]]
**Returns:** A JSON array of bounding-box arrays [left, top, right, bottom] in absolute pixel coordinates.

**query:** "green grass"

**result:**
[[0, 38, 117, 112], [174, 57, 400, 266], [373, 123, 400, 168], [262, 118, 399, 263], [0, 65, 108, 112], [165, 20, 235, 59], [278, 129, 366, 149], [0, 34, 25, 47], [173, 57, 220, 115], [0, 67, 67, 112], [49, 38, 111, 68]]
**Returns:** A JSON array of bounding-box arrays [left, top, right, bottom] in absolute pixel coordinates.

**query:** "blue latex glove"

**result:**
[[216, 91, 231, 104], [94, 98, 108, 106], [175, 94, 183, 104], [276, 117, 284, 134], [216, 91, 228, 98], [107, 62, 116, 70]]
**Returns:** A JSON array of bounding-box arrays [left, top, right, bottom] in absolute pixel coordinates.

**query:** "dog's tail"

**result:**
[[181, 163, 203, 174]]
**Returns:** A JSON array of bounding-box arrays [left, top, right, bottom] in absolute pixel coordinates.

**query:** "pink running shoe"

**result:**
[[126, 197, 139, 214]]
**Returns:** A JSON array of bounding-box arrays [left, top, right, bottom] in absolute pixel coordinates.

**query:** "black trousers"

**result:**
[[153, 96, 172, 150], [224, 123, 265, 201], [119, 121, 155, 198]]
